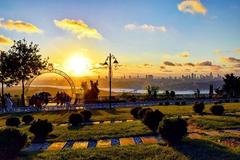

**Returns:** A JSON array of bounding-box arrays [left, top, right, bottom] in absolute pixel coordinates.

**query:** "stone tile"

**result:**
[[22, 143, 43, 152], [92, 121, 100, 124], [114, 120, 122, 123], [88, 140, 97, 148], [63, 140, 74, 149], [141, 136, 159, 144], [47, 142, 66, 151], [72, 141, 88, 150], [96, 139, 112, 148], [133, 137, 143, 144], [119, 137, 136, 146], [103, 121, 111, 124], [111, 138, 120, 146]]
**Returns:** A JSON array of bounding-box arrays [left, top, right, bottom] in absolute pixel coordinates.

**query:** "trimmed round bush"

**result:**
[[142, 109, 164, 132], [181, 101, 186, 105], [210, 105, 224, 115], [159, 118, 187, 145], [130, 107, 142, 119], [29, 119, 53, 140], [175, 102, 180, 105], [6, 117, 21, 127], [165, 101, 170, 105], [138, 108, 153, 120], [80, 110, 92, 121], [193, 102, 205, 114], [0, 128, 27, 159], [22, 115, 34, 124], [69, 113, 83, 126]]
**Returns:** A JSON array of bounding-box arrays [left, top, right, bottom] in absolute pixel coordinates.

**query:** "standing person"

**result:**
[[56, 92, 60, 105]]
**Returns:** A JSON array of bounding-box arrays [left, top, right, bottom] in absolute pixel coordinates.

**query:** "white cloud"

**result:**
[[125, 24, 167, 32]]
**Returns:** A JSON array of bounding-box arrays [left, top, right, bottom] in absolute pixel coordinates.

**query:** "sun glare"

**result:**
[[65, 54, 91, 76]]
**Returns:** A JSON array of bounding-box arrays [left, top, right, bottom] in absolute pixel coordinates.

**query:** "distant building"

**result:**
[[146, 74, 154, 80]]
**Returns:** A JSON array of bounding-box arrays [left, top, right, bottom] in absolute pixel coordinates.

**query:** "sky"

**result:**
[[0, 0, 240, 77]]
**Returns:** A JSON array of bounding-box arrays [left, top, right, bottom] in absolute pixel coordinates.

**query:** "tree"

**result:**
[[8, 39, 48, 106], [209, 84, 213, 98], [222, 73, 240, 97], [170, 91, 175, 99], [0, 50, 16, 108], [165, 90, 170, 99], [146, 85, 159, 99]]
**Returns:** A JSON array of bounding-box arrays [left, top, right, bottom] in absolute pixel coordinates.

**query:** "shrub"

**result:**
[[138, 108, 153, 120], [234, 99, 239, 102], [181, 101, 186, 105], [165, 101, 170, 105], [29, 119, 53, 140], [210, 105, 224, 115], [142, 109, 164, 132], [6, 117, 21, 127], [0, 128, 27, 159], [69, 113, 83, 126], [159, 118, 187, 145], [22, 115, 34, 124], [130, 107, 142, 119], [175, 102, 180, 105], [80, 110, 92, 121], [193, 102, 205, 114], [225, 99, 230, 103]]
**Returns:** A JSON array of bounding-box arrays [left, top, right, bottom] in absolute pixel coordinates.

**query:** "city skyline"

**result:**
[[0, 0, 240, 77]]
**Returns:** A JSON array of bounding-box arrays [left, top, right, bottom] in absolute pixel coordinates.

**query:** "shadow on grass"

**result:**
[[104, 108, 128, 115], [174, 139, 240, 160]]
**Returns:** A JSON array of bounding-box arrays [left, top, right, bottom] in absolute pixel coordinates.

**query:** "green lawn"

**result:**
[[20, 139, 240, 160], [190, 115, 240, 130], [1, 102, 239, 127], [18, 121, 151, 142], [1, 102, 240, 159]]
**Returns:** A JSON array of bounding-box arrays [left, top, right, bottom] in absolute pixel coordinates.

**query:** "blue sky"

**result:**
[[0, 0, 240, 76]]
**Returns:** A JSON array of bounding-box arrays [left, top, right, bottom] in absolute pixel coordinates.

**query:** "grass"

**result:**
[[1, 102, 240, 127], [190, 115, 240, 130], [18, 121, 151, 142], [1, 102, 240, 159], [20, 139, 240, 160]]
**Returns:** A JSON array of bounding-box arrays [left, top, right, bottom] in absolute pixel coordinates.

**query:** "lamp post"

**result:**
[[102, 53, 119, 109]]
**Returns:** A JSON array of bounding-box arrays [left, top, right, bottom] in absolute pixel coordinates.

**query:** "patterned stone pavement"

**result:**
[[22, 136, 163, 152]]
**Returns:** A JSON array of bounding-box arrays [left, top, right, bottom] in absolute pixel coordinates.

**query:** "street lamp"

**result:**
[[102, 53, 119, 109]]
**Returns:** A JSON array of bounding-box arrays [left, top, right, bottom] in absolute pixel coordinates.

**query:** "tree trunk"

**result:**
[[1, 81, 5, 109], [21, 79, 25, 107]]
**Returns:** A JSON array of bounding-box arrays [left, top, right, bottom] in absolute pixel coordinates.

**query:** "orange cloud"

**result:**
[[163, 61, 175, 66], [125, 24, 167, 32], [234, 49, 240, 54], [178, 0, 207, 15], [54, 19, 103, 40], [178, 51, 190, 58], [197, 61, 212, 66], [0, 18, 42, 33], [221, 57, 240, 63], [184, 62, 195, 67], [0, 35, 13, 46]]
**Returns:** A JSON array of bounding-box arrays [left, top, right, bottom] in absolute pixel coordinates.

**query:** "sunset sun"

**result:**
[[65, 54, 91, 76]]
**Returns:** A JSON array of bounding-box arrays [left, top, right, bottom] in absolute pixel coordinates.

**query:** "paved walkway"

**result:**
[[22, 135, 164, 152], [55, 119, 135, 127], [22, 125, 240, 153]]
